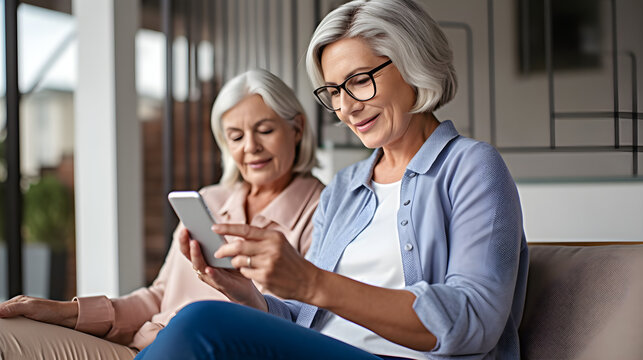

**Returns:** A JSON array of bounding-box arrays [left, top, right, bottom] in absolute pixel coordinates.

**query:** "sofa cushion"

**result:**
[[519, 245, 643, 360]]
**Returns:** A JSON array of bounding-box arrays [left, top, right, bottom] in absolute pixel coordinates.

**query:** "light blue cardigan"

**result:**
[[265, 121, 529, 359]]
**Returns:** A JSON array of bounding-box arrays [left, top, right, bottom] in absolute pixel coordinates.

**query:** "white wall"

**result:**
[[423, 0, 643, 179], [312, 147, 372, 185], [417, 0, 642, 241], [518, 181, 643, 242]]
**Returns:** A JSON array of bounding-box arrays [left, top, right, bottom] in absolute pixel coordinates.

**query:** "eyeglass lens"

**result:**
[[317, 73, 374, 110]]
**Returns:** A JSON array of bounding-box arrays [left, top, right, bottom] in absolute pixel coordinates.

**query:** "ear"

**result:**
[[292, 114, 304, 143]]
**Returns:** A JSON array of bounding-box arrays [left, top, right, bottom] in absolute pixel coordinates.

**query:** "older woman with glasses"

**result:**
[[137, 1, 528, 359], [0, 69, 323, 358]]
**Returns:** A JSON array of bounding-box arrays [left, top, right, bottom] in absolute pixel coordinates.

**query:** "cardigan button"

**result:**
[[404, 243, 413, 251], [408, 173, 417, 178], [400, 220, 408, 226], [403, 200, 410, 206]]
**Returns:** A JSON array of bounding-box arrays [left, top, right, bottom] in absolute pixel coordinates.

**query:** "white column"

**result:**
[[73, 0, 143, 297]]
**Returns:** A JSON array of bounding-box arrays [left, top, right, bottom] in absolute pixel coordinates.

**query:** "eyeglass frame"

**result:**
[[313, 59, 393, 111]]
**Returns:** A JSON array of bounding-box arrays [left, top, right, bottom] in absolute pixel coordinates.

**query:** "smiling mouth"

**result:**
[[247, 159, 272, 169], [353, 114, 379, 132]]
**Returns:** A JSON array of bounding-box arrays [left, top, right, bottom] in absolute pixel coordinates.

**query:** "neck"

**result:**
[[379, 112, 439, 171], [248, 171, 294, 198], [245, 172, 294, 220]]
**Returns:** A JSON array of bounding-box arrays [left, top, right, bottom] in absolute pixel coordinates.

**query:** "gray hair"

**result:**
[[211, 69, 318, 186], [306, 0, 457, 113]]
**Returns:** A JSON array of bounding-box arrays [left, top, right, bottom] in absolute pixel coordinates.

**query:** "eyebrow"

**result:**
[[324, 66, 372, 86], [224, 118, 276, 132]]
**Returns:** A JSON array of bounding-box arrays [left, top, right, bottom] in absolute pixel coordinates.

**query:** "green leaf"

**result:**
[[23, 175, 73, 251]]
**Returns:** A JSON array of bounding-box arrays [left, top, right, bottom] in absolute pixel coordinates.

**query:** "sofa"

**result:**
[[519, 243, 643, 360]]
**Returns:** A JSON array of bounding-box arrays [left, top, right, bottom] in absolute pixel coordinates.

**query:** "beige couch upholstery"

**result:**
[[519, 244, 643, 360]]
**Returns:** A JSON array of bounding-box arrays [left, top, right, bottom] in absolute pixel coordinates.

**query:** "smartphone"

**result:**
[[168, 191, 234, 269]]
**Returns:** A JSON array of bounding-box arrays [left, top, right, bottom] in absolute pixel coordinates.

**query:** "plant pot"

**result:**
[[0, 243, 67, 301]]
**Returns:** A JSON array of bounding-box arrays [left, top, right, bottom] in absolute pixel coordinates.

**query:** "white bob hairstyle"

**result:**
[[306, 0, 457, 113], [210, 69, 318, 186]]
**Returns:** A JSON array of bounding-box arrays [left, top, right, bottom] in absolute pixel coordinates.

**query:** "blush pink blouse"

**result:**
[[72, 175, 324, 350]]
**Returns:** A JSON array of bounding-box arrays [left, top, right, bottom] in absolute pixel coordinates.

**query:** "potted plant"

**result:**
[[0, 132, 74, 300], [22, 174, 74, 300]]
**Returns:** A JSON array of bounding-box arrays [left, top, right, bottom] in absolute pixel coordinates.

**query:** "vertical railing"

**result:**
[[243, 0, 249, 69], [544, 0, 555, 149], [221, 0, 228, 84], [291, 0, 298, 93], [232, 0, 239, 76], [487, 0, 497, 146], [314, 0, 324, 149], [183, 0, 192, 190], [264, 0, 271, 69], [195, 0, 204, 189], [4, 0, 22, 298], [276, 0, 283, 77], [611, 0, 619, 148], [254, 0, 260, 67], [162, 0, 175, 250], [208, 0, 218, 183], [628, 52, 638, 176]]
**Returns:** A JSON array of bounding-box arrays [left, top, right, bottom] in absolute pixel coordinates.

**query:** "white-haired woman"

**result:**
[[136, 0, 529, 359], [0, 69, 323, 358]]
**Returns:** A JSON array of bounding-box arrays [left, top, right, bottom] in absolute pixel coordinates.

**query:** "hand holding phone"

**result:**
[[168, 191, 234, 269]]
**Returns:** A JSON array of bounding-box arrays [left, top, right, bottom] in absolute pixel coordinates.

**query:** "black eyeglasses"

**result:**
[[313, 59, 393, 111]]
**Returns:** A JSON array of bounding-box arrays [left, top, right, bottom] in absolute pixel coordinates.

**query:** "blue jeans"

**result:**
[[135, 301, 413, 360]]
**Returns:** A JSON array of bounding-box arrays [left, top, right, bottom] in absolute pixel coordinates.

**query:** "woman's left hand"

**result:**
[[213, 224, 321, 302], [178, 228, 267, 310]]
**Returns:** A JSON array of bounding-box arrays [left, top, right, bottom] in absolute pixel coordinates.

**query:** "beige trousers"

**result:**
[[0, 317, 138, 360]]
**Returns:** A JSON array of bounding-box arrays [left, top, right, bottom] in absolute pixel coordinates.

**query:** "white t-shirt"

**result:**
[[319, 180, 425, 359]]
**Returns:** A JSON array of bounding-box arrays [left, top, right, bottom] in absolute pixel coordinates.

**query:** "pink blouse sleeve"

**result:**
[[73, 226, 182, 345]]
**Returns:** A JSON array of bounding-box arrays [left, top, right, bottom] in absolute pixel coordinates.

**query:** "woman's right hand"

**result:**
[[178, 228, 268, 311], [0, 295, 78, 328]]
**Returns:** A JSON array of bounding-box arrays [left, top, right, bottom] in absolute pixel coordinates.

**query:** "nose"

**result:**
[[243, 133, 262, 153], [338, 89, 363, 118]]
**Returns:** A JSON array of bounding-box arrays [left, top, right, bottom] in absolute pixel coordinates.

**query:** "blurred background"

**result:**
[[1, 0, 641, 301]]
